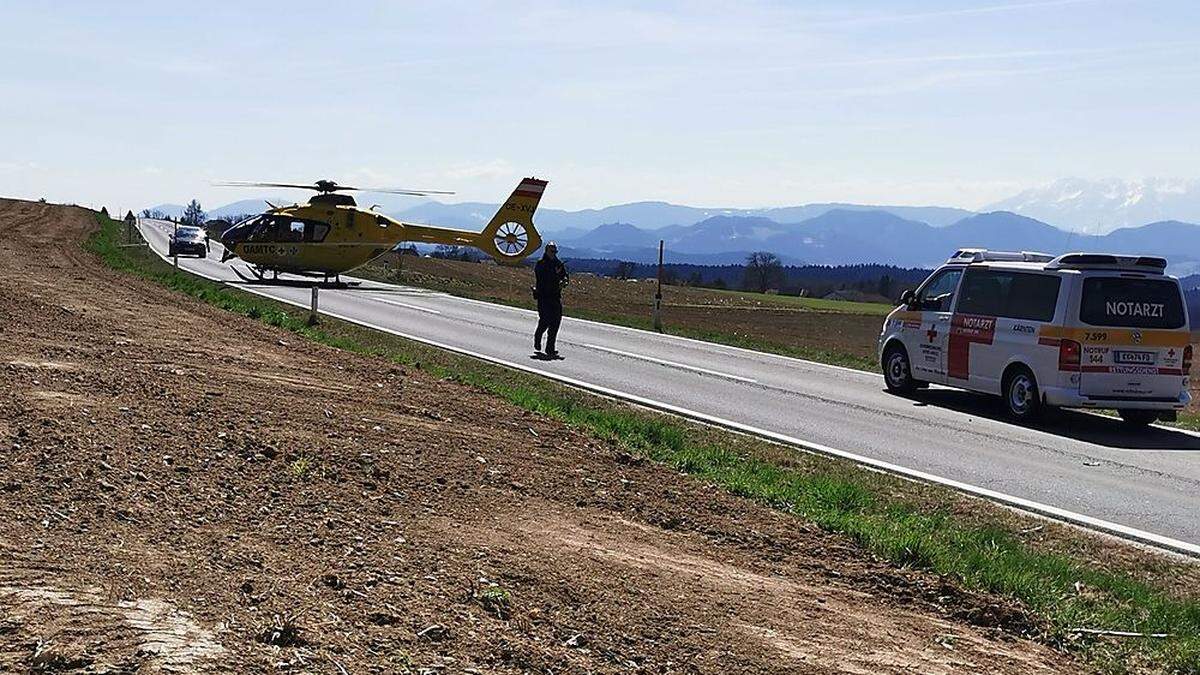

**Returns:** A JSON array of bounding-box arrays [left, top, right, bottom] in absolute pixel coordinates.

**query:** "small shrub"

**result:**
[[475, 586, 511, 619], [289, 456, 313, 478]]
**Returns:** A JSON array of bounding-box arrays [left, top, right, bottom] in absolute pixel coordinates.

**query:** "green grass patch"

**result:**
[[705, 287, 895, 315], [88, 213, 1200, 673], [1174, 412, 1200, 432]]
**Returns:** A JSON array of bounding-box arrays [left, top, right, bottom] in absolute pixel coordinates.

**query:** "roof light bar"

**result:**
[[946, 249, 1054, 264]]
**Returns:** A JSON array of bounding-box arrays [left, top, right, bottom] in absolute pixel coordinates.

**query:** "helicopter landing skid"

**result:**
[[229, 265, 359, 289]]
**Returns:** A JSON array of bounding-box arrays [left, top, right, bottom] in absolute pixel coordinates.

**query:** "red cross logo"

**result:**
[[927, 326, 938, 343], [1168, 348, 1176, 358]]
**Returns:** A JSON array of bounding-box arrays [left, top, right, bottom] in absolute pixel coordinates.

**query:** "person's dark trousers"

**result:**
[[535, 297, 563, 353]]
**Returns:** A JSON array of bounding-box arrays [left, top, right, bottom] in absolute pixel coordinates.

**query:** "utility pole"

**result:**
[[653, 239, 664, 332]]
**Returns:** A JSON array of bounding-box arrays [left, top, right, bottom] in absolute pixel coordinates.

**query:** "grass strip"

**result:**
[[88, 214, 1200, 673]]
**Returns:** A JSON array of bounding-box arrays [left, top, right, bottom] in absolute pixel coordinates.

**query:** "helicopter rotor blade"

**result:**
[[213, 181, 456, 196], [347, 187, 457, 196], [213, 181, 320, 190]]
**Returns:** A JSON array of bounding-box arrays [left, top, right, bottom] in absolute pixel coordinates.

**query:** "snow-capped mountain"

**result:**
[[985, 178, 1200, 234]]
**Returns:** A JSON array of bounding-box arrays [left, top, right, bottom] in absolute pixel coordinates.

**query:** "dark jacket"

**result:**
[[535, 257, 568, 301]]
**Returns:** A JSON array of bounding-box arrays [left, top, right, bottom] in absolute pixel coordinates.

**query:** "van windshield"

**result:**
[[1079, 277, 1186, 329]]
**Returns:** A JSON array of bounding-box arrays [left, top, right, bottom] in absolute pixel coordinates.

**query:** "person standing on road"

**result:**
[[533, 242, 569, 357]]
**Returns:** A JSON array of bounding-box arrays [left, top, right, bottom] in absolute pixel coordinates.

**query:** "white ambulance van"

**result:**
[[878, 249, 1193, 425]]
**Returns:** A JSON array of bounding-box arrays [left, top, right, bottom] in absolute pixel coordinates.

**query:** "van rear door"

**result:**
[[1076, 274, 1189, 402]]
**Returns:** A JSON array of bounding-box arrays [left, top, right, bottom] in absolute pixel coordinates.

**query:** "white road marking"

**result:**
[[368, 296, 442, 315], [582, 343, 757, 383], [135, 220, 1200, 558]]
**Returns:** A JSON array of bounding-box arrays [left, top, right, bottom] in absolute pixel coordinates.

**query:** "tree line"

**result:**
[[562, 252, 930, 301]]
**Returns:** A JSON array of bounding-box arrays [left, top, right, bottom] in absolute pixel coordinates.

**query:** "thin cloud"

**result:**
[[756, 40, 1198, 73], [827, 0, 1121, 25]]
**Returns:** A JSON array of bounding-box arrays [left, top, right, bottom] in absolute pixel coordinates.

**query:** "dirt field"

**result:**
[[0, 199, 1081, 672]]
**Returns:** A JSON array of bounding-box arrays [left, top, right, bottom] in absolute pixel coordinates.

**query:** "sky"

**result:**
[[2, 0, 1199, 214]]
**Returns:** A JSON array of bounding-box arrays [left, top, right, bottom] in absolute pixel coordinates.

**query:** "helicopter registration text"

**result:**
[[244, 244, 299, 257], [504, 201, 536, 215]]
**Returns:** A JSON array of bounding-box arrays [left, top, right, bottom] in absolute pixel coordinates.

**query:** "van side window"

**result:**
[[958, 270, 1060, 322], [915, 269, 962, 312]]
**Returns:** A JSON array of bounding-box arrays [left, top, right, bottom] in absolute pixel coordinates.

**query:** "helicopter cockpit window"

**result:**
[[306, 222, 330, 242], [221, 215, 260, 243], [242, 216, 329, 243], [247, 216, 277, 242], [282, 220, 305, 242]]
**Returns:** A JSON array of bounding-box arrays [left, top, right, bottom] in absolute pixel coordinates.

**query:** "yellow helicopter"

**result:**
[[216, 177, 546, 284]]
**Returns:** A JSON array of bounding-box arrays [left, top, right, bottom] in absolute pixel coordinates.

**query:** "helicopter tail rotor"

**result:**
[[479, 177, 546, 264]]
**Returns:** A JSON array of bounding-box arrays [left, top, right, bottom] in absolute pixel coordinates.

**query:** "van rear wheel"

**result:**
[[883, 344, 917, 395], [1118, 409, 1158, 427], [1002, 366, 1041, 422]]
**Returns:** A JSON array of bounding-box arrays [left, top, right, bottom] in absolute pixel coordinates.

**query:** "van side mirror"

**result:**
[[899, 289, 915, 307]]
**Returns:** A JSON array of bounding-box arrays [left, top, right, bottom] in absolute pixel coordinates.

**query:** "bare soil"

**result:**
[[0, 198, 1080, 672]]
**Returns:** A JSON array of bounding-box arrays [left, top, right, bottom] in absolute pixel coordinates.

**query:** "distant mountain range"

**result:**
[[385, 200, 973, 234], [385, 177, 1200, 237], [984, 177, 1200, 234], [554, 210, 1200, 276]]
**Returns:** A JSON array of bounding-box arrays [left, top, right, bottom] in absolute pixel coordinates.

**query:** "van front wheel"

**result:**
[[883, 345, 917, 395], [1118, 409, 1158, 427], [1003, 366, 1041, 422]]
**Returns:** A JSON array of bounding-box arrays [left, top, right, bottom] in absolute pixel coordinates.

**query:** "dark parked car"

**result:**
[[169, 225, 209, 258]]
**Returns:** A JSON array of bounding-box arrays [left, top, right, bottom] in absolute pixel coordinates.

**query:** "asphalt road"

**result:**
[[138, 220, 1200, 553]]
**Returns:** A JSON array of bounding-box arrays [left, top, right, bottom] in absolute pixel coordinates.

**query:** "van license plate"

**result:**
[[1113, 350, 1156, 365]]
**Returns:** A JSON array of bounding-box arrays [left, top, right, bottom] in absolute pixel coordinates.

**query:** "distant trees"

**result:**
[[140, 208, 168, 219], [181, 200, 206, 227], [561, 258, 924, 299], [432, 244, 482, 262], [877, 274, 895, 299], [743, 251, 784, 293]]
